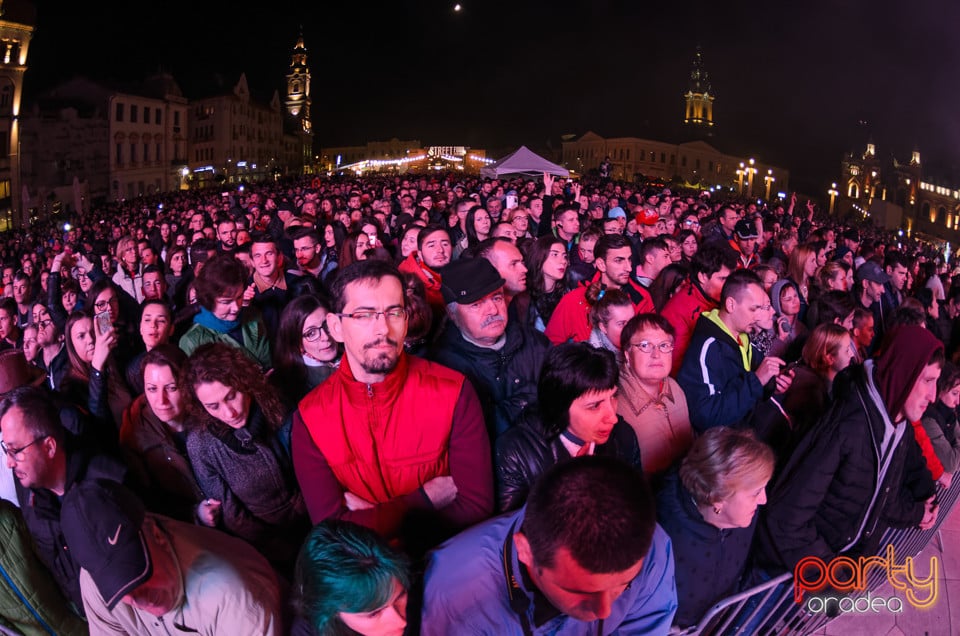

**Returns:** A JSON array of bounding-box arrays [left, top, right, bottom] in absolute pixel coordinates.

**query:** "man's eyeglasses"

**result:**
[[337, 308, 406, 323], [1, 436, 46, 461], [629, 340, 675, 354], [35, 319, 53, 330]]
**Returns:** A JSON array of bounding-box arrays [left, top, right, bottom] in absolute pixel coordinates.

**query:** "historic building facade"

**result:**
[[0, 0, 34, 228], [835, 140, 960, 244]]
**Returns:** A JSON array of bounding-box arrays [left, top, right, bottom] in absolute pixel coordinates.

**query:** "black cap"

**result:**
[[734, 219, 759, 239], [440, 258, 505, 305], [61, 480, 152, 610]]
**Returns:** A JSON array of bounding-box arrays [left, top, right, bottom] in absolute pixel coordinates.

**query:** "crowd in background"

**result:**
[[0, 168, 956, 635]]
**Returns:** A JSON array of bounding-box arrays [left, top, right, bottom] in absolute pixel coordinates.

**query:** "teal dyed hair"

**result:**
[[292, 520, 410, 636]]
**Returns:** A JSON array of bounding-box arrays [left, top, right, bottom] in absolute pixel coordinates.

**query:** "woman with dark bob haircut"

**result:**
[[182, 342, 308, 574], [178, 253, 271, 369], [493, 342, 640, 511], [291, 520, 411, 636], [272, 294, 342, 407]]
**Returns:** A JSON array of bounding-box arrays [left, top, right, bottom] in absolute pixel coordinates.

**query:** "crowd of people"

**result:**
[[0, 168, 956, 635]]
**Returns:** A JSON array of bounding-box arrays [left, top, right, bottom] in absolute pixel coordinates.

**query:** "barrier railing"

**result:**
[[669, 478, 960, 636]]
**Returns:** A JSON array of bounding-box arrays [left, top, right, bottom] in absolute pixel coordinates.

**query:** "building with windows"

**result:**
[[187, 72, 294, 188], [21, 73, 188, 213], [561, 132, 789, 196], [836, 140, 960, 245]]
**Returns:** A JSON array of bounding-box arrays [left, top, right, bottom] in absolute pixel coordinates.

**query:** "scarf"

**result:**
[[194, 306, 241, 333], [704, 308, 752, 372]]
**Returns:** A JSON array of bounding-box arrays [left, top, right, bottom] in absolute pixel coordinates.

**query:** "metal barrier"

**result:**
[[669, 478, 960, 636]]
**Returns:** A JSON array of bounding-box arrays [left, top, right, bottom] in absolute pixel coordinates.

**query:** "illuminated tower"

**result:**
[[684, 46, 714, 131], [0, 0, 34, 229], [285, 29, 311, 135]]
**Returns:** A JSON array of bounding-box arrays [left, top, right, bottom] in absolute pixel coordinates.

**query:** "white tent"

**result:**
[[480, 146, 569, 179]]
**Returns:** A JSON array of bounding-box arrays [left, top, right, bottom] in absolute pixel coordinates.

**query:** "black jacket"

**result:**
[[430, 319, 549, 438], [16, 445, 127, 613], [656, 469, 757, 627], [494, 411, 642, 512], [755, 362, 935, 572]]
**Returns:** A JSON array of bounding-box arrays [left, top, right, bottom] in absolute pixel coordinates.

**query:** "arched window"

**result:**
[[848, 181, 860, 198]]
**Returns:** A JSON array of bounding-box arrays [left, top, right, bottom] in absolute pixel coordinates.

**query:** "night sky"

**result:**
[[22, 0, 960, 192]]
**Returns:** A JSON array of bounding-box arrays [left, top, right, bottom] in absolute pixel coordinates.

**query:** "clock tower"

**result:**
[[285, 29, 311, 135], [684, 46, 714, 133]]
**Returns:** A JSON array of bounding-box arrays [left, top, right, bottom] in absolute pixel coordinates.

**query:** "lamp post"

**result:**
[[736, 162, 745, 194], [828, 183, 839, 215], [746, 158, 757, 198], [764, 169, 774, 200]]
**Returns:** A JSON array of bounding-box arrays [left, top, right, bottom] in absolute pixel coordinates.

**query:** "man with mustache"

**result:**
[[430, 258, 549, 438], [293, 260, 494, 555]]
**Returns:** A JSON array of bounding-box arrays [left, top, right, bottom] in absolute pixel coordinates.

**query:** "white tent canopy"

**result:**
[[480, 146, 569, 179]]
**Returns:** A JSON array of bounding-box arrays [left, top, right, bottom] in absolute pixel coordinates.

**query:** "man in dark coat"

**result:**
[[755, 325, 941, 573], [430, 258, 549, 438]]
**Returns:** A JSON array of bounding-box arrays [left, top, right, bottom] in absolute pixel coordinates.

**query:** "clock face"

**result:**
[[850, 166, 860, 176]]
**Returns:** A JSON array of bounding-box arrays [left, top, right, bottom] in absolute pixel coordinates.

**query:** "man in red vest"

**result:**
[[291, 260, 493, 553]]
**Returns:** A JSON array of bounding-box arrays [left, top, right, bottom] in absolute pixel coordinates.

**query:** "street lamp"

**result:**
[[736, 162, 745, 194], [764, 169, 774, 200], [746, 158, 757, 198], [828, 183, 839, 215]]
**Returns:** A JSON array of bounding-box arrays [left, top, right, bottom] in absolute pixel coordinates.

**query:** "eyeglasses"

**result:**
[[36, 319, 53, 330], [94, 298, 117, 311], [302, 324, 330, 342], [684, 220, 701, 227], [1, 436, 46, 461], [629, 340, 675, 354], [337, 308, 406, 323]]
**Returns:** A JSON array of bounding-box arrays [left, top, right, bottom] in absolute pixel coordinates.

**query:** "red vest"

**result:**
[[298, 353, 464, 503]]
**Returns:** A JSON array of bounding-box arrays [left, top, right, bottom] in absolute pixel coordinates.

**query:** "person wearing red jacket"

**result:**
[[545, 234, 634, 345], [397, 224, 451, 317], [291, 260, 493, 555], [661, 245, 737, 377]]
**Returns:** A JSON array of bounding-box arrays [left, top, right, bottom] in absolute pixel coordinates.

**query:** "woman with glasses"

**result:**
[[494, 342, 640, 512], [616, 313, 692, 478], [272, 294, 342, 407], [183, 342, 309, 575]]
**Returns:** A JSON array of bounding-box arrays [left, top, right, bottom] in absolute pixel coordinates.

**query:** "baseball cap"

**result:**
[[60, 480, 152, 611], [856, 261, 891, 284], [440, 258, 505, 305], [734, 220, 759, 240], [636, 208, 660, 226]]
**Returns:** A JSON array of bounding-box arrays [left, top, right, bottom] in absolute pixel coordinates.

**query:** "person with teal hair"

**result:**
[[291, 520, 411, 636]]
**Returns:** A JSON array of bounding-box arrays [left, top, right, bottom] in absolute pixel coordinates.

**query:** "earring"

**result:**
[[713, 506, 722, 515]]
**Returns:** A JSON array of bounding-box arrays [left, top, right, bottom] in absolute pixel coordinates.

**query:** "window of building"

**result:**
[[130, 105, 138, 122], [661, 152, 666, 164], [155, 109, 161, 125], [156, 143, 162, 161], [681, 156, 687, 167], [174, 111, 180, 126], [649, 151, 655, 161], [695, 158, 701, 170], [116, 103, 124, 122], [709, 161, 714, 172], [626, 149, 630, 160], [116, 143, 122, 164], [143, 107, 150, 124], [130, 143, 136, 163], [144, 143, 149, 162]]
